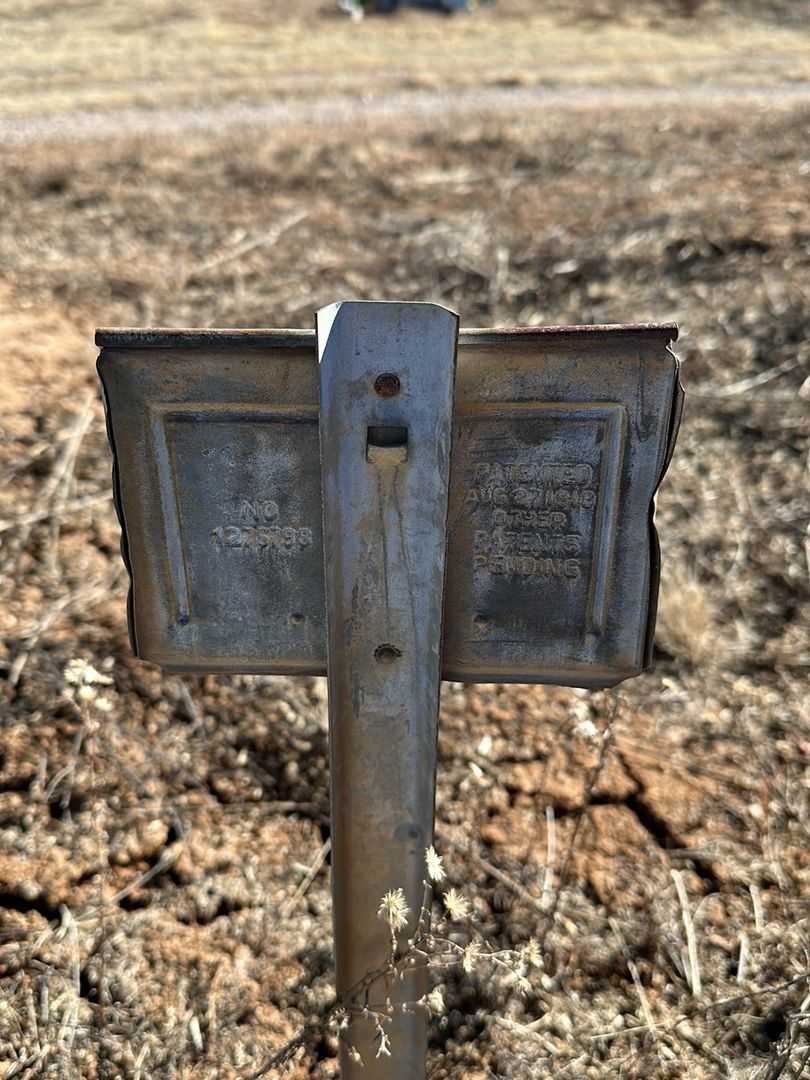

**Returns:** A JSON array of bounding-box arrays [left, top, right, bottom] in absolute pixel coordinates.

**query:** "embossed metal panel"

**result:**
[[444, 328, 682, 687], [98, 334, 325, 675], [98, 323, 681, 688]]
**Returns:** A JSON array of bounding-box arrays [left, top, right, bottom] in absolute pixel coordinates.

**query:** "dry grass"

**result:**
[[2, 0, 810, 119], [656, 566, 754, 668], [0, 12, 809, 1077]]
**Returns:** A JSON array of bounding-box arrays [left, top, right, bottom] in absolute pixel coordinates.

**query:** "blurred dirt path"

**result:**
[[3, 80, 810, 147]]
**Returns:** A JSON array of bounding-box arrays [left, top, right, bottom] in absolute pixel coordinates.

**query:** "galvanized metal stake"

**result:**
[[317, 301, 458, 1077]]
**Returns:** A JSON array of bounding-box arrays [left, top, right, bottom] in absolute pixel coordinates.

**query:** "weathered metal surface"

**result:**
[[445, 327, 683, 686], [318, 300, 457, 1075], [97, 321, 681, 688], [98, 335, 324, 674]]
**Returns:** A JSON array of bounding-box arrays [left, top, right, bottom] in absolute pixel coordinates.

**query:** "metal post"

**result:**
[[317, 301, 458, 1077]]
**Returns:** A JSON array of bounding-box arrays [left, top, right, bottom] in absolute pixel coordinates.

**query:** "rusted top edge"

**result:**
[[95, 328, 314, 348], [96, 323, 678, 349], [462, 323, 679, 343]]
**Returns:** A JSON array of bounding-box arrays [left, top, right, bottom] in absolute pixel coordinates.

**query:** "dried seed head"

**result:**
[[64, 659, 112, 687], [427, 986, 445, 1015], [377, 888, 411, 933], [425, 846, 446, 883], [521, 938, 543, 968], [462, 941, 482, 973], [443, 888, 470, 922], [64, 659, 114, 709]]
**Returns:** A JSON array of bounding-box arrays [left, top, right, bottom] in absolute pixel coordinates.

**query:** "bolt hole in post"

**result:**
[[374, 643, 402, 665]]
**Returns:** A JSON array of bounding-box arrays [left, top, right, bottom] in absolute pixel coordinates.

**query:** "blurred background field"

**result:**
[[3, 0, 810, 118], [1, 2, 809, 1078]]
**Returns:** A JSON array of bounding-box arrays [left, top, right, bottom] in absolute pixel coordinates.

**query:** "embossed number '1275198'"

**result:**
[[211, 525, 314, 552]]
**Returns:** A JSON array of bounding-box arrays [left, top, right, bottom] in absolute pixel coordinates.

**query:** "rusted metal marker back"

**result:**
[[98, 319, 681, 689]]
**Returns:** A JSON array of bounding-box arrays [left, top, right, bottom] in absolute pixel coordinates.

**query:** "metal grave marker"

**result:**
[[98, 301, 682, 1078]]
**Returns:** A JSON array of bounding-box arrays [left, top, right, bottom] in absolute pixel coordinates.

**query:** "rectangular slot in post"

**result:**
[[366, 424, 409, 464], [367, 425, 408, 448]]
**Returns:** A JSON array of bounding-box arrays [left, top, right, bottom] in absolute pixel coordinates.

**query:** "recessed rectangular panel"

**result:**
[[445, 403, 625, 683], [98, 324, 682, 687], [152, 405, 322, 661], [98, 338, 326, 674]]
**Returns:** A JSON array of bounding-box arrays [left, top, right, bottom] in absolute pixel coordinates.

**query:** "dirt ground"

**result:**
[[1, 3, 810, 1078]]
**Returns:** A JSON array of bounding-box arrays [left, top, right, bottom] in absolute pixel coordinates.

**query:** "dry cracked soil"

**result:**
[[1, 3, 809, 1077]]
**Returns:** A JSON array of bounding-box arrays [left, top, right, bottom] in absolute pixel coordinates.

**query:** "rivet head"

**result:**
[[374, 373, 401, 398]]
